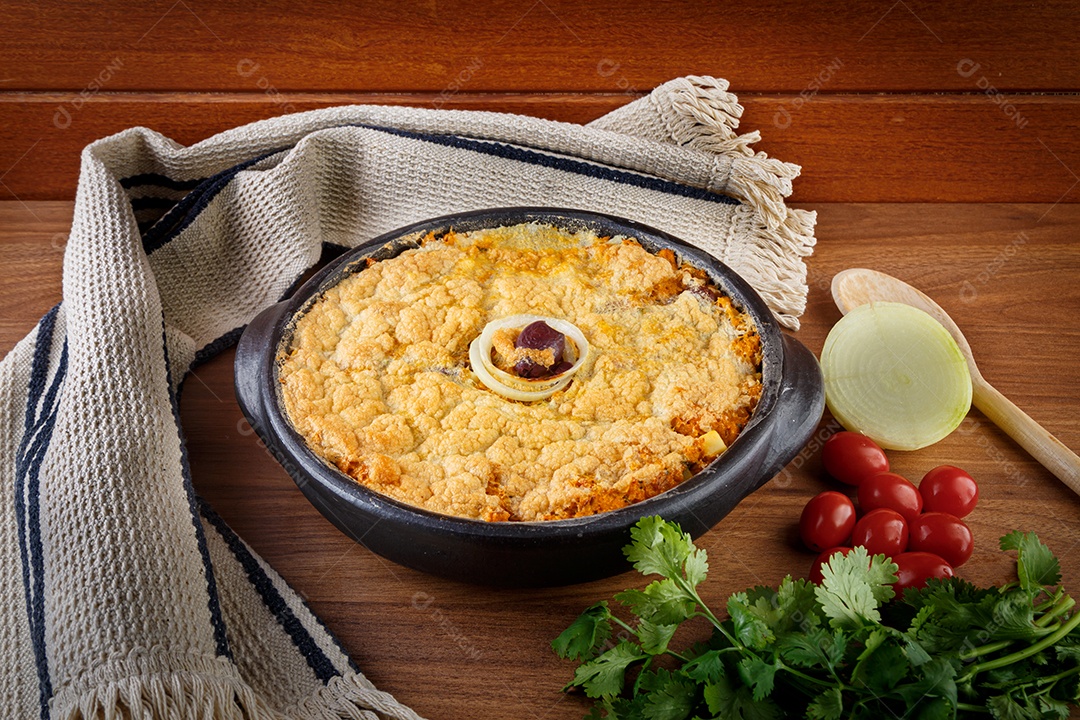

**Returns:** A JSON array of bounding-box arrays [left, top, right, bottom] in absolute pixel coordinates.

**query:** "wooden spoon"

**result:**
[[831, 268, 1080, 495]]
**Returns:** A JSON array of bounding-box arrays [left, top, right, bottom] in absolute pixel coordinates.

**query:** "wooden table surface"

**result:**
[[2, 200, 1078, 719], [4, 1, 1080, 716]]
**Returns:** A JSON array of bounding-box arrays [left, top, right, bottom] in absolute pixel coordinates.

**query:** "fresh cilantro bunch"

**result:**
[[553, 518, 1080, 719]]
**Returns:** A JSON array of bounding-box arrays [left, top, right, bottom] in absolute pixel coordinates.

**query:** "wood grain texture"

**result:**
[[2, 93, 1079, 203], [2, 0, 1078, 93], [2, 200, 1079, 720]]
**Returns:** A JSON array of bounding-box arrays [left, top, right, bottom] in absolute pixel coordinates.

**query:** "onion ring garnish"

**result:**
[[468, 315, 590, 401]]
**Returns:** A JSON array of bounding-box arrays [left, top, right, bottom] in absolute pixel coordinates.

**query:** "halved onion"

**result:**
[[821, 302, 972, 451], [468, 315, 590, 401]]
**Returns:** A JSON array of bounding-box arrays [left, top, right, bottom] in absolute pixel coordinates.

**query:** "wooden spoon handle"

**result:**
[[973, 380, 1080, 495]]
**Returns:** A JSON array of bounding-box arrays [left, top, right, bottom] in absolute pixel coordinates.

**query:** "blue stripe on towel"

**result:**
[[191, 326, 246, 369], [25, 358, 65, 720], [15, 308, 66, 719], [359, 123, 739, 206], [139, 151, 285, 255], [18, 305, 59, 440], [197, 499, 341, 683], [160, 325, 233, 660], [120, 173, 206, 192], [303, 601, 361, 675]]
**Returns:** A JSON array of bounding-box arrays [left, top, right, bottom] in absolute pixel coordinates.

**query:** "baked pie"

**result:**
[[278, 223, 762, 521]]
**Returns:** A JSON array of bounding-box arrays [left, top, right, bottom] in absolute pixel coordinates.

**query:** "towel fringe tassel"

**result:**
[[54, 666, 420, 720], [652, 75, 807, 236], [284, 673, 425, 720], [723, 152, 802, 232], [727, 204, 818, 331], [652, 75, 757, 157], [55, 670, 269, 720]]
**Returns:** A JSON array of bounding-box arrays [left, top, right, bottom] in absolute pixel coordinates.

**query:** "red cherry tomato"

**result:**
[[920, 465, 979, 518], [821, 432, 890, 486], [850, 508, 909, 558], [808, 547, 852, 584], [858, 472, 923, 522], [800, 491, 857, 552], [893, 552, 954, 593], [909, 512, 974, 567]]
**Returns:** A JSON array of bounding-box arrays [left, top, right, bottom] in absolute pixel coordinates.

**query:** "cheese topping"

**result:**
[[278, 223, 762, 522]]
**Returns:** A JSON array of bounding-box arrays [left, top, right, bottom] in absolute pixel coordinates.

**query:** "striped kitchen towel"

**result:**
[[0, 76, 815, 718]]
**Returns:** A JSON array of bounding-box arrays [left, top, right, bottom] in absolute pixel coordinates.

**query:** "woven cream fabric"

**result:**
[[0, 76, 815, 719]]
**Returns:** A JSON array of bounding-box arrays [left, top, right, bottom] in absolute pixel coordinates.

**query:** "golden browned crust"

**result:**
[[278, 223, 762, 522]]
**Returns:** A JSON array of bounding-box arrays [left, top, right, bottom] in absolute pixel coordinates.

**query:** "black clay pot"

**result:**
[[234, 208, 824, 586]]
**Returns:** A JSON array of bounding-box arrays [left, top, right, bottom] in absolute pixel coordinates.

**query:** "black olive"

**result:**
[[513, 321, 566, 378]]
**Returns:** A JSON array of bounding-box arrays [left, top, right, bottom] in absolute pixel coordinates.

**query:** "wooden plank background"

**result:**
[[2, 0, 1080, 203]]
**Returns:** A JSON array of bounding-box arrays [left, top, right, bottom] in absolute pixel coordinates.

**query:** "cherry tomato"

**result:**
[[920, 465, 979, 518], [800, 491, 857, 552], [808, 547, 852, 585], [821, 432, 890, 486], [850, 508, 909, 558], [909, 512, 974, 567], [893, 551, 954, 594], [858, 472, 923, 522]]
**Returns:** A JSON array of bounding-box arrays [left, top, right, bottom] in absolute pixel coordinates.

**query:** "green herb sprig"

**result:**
[[553, 518, 1080, 719]]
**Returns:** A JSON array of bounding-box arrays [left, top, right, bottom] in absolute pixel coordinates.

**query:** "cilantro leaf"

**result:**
[[816, 575, 878, 628], [1056, 645, 1080, 662], [616, 578, 697, 626], [553, 602, 613, 661], [1001, 531, 1061, 593], [913, 697, 952, 720], [850, 628, 886, 683], [582, 702, 605, 720], [728, 591, 776, 650], [683, 543, 709, 587], [742, 585, 784, 623], [637, 618, 679, 655], [987, 692, 1037, 720], [776, 576, 824, 633], [904, 638, 932, 667], [703, 674, 780, 720], [641, 672, 696, 720], [806, 687, 843, 720], [894, 657, 958, 708], [815, 547, 896, 628], [682, 648, 725, 684], [910, 581, 1047, 654], [570, 641, 648, 698], [736, 655, 777, 701], [777, 627, 846, 670], [624, 517, 707, 589], [851, 631, 910, 692], [702, 677, 727, 715], [634, 665, 669, 695], [727, 581, 826, 651], [1038, 695, 1073, 720], [908, 604, 935, 636], [596, 695, 641, 720], [981, 593, 1043, 640]]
